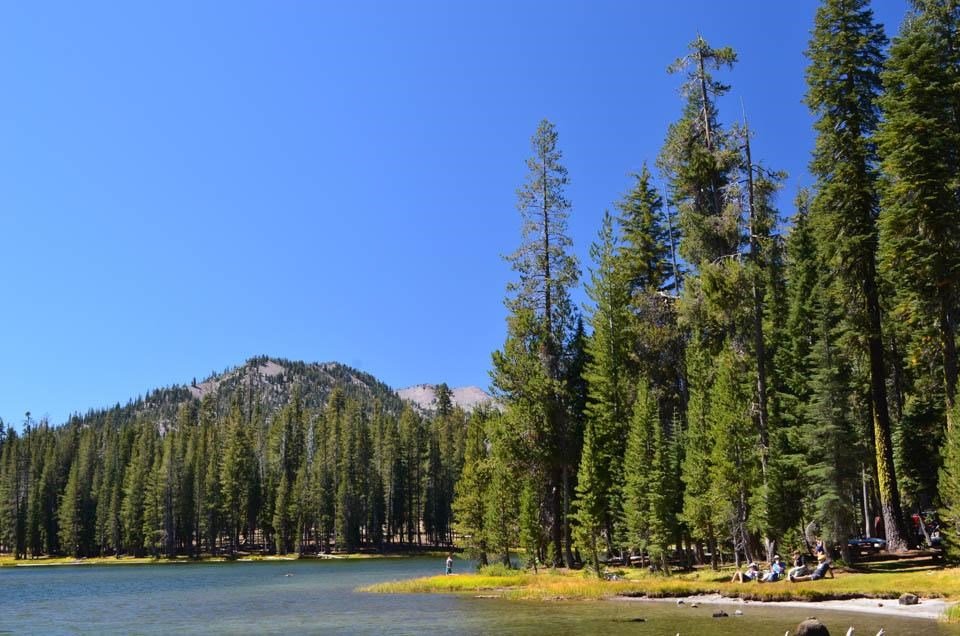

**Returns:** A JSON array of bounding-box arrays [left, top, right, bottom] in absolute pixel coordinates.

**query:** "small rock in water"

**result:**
[[628, 617, 646, 623], [676, 599, 685, 605], [690, 603, 699, 608], [877, 602, 883, 607], [734, 609, 743, 616], [712, 610, 729, 618]]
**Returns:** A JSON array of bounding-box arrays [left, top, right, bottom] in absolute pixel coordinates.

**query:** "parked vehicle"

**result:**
[[846, 536, 886, 556]]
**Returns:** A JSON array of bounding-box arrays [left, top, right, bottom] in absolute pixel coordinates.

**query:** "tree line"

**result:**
[[0, 384, 470, 558], [456, 0, 960, 571]]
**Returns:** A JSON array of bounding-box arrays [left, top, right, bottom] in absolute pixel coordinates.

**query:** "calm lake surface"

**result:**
[[4, 558, 959, 635]]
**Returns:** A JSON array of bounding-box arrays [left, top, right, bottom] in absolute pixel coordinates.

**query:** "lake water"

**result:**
[[4, 558, 958, 635]]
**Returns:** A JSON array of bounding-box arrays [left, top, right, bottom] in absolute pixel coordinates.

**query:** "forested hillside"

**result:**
[[0, 358, 473, 558]]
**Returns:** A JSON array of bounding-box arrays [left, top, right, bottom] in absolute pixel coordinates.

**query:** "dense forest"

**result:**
[[461, 0, 960, 570], [2, 0, 959, 570], [0, 359, 474, 558]]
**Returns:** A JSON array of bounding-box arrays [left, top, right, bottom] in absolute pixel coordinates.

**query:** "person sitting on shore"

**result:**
[[731, 561, 760, 582], [789, 553, 833, 582], [788, 550, 808, 579], [760, 555, 785, 582]]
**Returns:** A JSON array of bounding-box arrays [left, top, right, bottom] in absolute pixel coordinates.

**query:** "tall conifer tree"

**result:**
[[805, 0, 908, 551], [492, 119, 579, 567]]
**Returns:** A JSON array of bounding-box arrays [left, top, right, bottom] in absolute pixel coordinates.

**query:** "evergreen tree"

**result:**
[[518, 474, 544, 571], [577, 212, 631, 560], [485, 417, 519, 568], [878, 1, 960, 424], [806, 0, 908, 551], [773, 192, 821, 546], [221, 398, 256, 554], [492, 118, 580, 567], [452, 408, 493, 566], [620, 378, 679, 572], [805, 272, 862, 560], [707, 349, 758, 566], [942, 404, 960, 560], [121, 424, 155, 556], [659, 36, 742, 265], [59, 458, 83, 557]]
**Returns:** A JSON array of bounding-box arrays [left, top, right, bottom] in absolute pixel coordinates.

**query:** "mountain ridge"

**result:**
[[64, 357, 494, 431], [69, 356, 406, 431], [396, 383, 497, 413]]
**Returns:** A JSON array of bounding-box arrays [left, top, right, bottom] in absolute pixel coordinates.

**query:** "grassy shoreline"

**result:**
[[360, 559, 960, 620], [0, 551, 440, 568]]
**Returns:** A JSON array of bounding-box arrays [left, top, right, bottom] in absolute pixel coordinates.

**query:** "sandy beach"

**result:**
[[620, 593, 953, 621]]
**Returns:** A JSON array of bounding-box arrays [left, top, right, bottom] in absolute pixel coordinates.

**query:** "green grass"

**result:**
[[362, 560, 960, 606], [945, 603, 960, 624]]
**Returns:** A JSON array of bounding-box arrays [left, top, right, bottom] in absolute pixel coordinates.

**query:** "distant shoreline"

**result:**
[[0, 552, 441, 568]]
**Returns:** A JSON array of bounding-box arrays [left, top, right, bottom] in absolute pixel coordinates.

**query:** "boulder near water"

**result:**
[[898, 593, 919, 605]]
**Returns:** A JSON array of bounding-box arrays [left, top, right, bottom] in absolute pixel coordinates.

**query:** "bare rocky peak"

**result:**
[[397, 383, 497, 413], [186, 359, 285, 400]]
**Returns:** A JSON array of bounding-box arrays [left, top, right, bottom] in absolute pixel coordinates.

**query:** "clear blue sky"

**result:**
[[1, 0, 907, 428]]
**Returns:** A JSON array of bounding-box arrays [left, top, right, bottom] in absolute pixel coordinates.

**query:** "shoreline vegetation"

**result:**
[[0, 551, 444, 568], [361, 558, 960, 623]]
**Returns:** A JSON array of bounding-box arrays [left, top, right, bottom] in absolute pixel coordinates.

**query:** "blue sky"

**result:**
[[1, 0, 907, 428]]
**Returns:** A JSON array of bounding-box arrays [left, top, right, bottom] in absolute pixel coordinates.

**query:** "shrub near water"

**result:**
[[478, 563, 514, 577], [945, 603, 960, 624]]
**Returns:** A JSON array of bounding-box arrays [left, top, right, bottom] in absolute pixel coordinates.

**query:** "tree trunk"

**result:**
[[865, 269, 908, 552], [562, 465, 574, 568], [550, 471, 563, 567], [744, 130, 770, 478], [941, 300, 958, 426]]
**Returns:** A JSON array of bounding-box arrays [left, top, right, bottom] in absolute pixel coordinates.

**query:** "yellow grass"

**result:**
[[362, 561, 960, 605], [0, 552, 405, 568], [0, 554, 195, 567]]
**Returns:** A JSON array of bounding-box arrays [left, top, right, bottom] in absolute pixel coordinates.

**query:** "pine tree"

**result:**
[[492, 118, 580, 567], [221, 398, 255, 554], [518, 474, 544, 571], [679, 342, 720, 567], [772, 191, 821, 545], [59, 458, 83, 557], [577, 212, 632, 561], [707, 349, 758, 566], [142, 444, 165, 557], [485, 419, 519, 568], [878, 1, 960, 423], [805, 272, 862, 559], [942, 404, 960, 560], [622, 381, 659, 565], [806, 0, 908, 551], [452, 408, 493, 566], [659, 36, 742, 266], [121, 424, 155, 556]]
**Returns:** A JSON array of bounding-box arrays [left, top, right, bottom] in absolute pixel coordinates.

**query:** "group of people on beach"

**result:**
[[731, 541, 834, 583]]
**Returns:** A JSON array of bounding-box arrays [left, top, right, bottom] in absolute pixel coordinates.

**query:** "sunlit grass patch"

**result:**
[[360, 572, 534, 594], [943, 602, 960, 624], [362, 561, 960, 606]]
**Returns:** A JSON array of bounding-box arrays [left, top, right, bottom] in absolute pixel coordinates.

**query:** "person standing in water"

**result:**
[[445, 554, 453, 575]]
